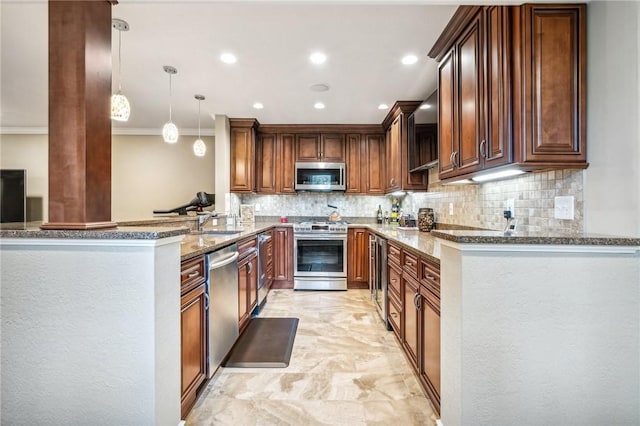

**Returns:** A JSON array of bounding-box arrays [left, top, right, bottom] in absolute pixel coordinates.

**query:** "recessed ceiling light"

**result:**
[[402, 54, 418, 65], [310, 83, 330, 92], [314, 102, 325, 109], [310, 52, 327, 64], [253, 102, 264, 109], [220, 53, 237, 64], [378, 104, 389, 110], [419, 103, 432, 110]]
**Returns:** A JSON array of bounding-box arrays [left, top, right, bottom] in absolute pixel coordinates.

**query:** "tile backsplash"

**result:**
[[238, 168, 584, 233]]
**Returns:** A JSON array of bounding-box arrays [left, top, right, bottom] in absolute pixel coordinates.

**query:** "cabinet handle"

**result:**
[[480, 140, 486, 158], [188, 271, 199, 278], [390, 177, 396, 186], [453, 151, 459, 168], [405, 260, 414, 267], [449, 152, 455, 168], [426, 274, 435, 280], [247, 262, 253, 274], [390, 278, 397, 283], [204, 292, 210, 311], [413, 292, 421, 311], [390, 312, 398, 318]]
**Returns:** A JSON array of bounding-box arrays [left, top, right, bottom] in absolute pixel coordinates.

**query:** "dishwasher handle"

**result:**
[[209, 251, 239, 270]]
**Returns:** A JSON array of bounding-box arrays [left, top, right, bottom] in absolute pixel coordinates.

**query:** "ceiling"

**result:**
[[0, 1, 457, 135]]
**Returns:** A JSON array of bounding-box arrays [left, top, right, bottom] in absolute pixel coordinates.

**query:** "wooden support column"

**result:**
[[41, 0, 118, 230]]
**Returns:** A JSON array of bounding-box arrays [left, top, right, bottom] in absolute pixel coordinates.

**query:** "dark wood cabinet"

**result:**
[[419, 285, 441, 414], [402, 271, 420, 371], [180, 255, 207, 419], [346, 134, 363, 193], [382, 102, 428, 193], [230, 118, 259, 192], [237, 237, 258, 333], [347, 228, 369, 287], [346, 133, 386, 194], [256, 133, 277, 193], [295, 133, 345, 162], [430, 4, 587, 182], [279, 134, 296, 193], [272, 226, 293, 288]]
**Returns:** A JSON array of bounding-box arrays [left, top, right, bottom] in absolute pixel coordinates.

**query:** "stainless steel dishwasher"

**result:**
[[206, 243, 239, 378]]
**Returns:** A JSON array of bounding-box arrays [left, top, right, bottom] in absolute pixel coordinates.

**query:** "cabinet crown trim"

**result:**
[[381, 101, 422, 129], [428, 6, 483, 62]]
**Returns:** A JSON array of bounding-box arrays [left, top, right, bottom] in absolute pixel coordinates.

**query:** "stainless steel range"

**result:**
[[293, 221, 348, 290]]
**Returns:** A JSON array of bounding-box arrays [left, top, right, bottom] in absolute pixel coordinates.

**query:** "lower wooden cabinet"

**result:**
[[347, 228, 369, 288], [238, 237, 258, 333], [180, 255, 208, 419], [390, 244, 441, 416], [272, 227, 293, 288]]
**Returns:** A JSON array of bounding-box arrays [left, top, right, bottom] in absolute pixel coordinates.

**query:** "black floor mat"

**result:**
[[222, 317, 299, 368]]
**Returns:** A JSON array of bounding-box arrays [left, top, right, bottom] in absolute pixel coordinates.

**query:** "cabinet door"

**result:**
[[482, 6, 512, 169], [517, 4, 586, 164], [256, 133, 277, 193], [386, 117, 401, 192], [345, 134, 362, 193], [420, 286, 441, 414], [230, 126, 255, 192], [247, 254, 258, 315], [347, 228, 368, 285], [438, 48, 456, 178], [181, 283, 207, 418], [402, 272, 419, 370], [296, 134, 321, 161], [321, 134, 346, 162], [272, 227, 293, 286], [365, 134, 386, 194], [456, 12, 483, 174], [279, 134, 296, 193], [238, 257, 250, 330]]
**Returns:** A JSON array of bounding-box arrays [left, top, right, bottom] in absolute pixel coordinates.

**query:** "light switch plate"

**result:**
[[448, 202, 454, 216], [554, 196, 574, 220]]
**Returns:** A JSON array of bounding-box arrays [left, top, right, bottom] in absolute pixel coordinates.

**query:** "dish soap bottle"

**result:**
[[376, 205, 383, 224]]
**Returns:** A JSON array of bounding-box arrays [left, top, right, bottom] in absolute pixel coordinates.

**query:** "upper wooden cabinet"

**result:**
[[346, 133, 386, 194], [382, 102, 428, 193], [295, 133, 345, 162], [429, 4, 587, 182], [230, 118, 259, 192], [256, 133, 277, 193]]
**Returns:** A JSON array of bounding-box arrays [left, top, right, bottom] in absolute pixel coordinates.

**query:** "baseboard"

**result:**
[[271, 281, 294, 289], [347, 281, 369, 289]]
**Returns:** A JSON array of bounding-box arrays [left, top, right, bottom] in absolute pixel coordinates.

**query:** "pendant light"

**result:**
[[111, 18, 130, 121], [193, 94, 206, 157], [162, 65, 179, 144]]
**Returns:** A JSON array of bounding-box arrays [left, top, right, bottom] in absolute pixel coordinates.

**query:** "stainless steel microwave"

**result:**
[[294, 162, 346, 191]]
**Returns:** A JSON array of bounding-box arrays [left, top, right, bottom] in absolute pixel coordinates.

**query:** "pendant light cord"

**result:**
[[198, 99, 201, 138], [117, 29, 122, 93], [168, 73, 173, 122]]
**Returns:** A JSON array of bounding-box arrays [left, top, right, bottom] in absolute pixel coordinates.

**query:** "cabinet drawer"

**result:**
[[402, 251, 419, 278], [238, 237, 258, 258], [387, 263, 402, 299], [181, 255, 206, 295], [388, 243, 401, 266], [388, 297, 402, 339], [420, 258, 440, 296]]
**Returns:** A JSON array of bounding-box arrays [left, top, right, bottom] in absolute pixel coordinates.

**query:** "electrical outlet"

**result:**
[[554, 196, 574, 220], [505, 198, 515, 217], [254, 203, 261, 212], [448, 202, 454, 216]]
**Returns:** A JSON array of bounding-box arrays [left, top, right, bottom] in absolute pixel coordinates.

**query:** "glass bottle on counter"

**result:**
[[376, 205, 383, 224]]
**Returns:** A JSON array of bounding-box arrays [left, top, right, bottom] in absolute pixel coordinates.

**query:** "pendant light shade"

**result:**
[[111, 19, 130, 122], [193, 94, 206, 157], [162, 65, 179, 144]]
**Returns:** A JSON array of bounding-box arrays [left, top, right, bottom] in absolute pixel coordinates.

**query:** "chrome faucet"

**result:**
[[197, 211, 217, 232]]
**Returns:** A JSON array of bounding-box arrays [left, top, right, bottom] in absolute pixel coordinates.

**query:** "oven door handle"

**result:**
[[293, 234, 347, 240]]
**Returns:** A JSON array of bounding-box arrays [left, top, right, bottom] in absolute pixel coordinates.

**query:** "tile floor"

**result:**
[[186, 289, 438, 425]]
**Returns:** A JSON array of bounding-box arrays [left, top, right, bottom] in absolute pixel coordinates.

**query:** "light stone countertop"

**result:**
[[432, 229, 640, 247], [0, 224, 190, 240]]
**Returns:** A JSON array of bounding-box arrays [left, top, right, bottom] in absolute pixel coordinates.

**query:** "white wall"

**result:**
[[585, 1, 640, 237], [0, 134, 48, 220], [0, 237, 182, 425], [0, 134, 215, 222], [112, 134, 215, 221]]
